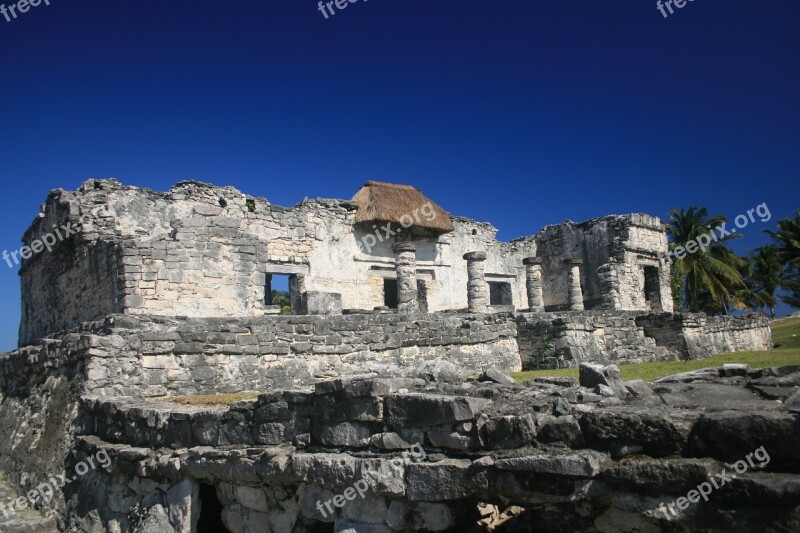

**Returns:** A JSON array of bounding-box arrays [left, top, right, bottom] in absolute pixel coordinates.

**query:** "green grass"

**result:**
[[167, 392, 260, 405], [512, 316, 800, 383]]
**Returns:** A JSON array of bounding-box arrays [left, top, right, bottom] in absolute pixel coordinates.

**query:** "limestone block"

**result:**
[[385, 394, 490, 427], [314, 422, 371, 447], [236, 486, 270, 513]]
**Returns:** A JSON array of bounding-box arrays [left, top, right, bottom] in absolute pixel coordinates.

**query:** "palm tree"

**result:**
[[737, 246, 783, 318], [768, 210, 800, 267], [767, 211, 800, 311], [271, 290, 292, 315], [665, 207, 745, 314], [781, 277, 800, 309]]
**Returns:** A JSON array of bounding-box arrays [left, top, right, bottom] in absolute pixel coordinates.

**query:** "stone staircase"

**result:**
[[0, 475, 58, 533]]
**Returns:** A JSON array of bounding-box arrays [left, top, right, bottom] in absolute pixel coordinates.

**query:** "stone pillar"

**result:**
[[289, 274, 306, 315], [596, 261, 621, 310], [523, 257, 544, 312], [463, 252, 488, 312], [394, 242, 419, 314], [564, 258, 585, 311]]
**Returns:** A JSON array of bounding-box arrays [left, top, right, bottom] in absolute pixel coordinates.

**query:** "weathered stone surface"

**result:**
[[235, 485, 269, 512], [579, 363, 627, 398], [334, 520, 392, 533], [623, 380, 653, 398], [484, 415, 536, 449], [386, 501, 469, 531], [786, 389, 800, 408], [296, 484, 336, 523], [686, 411, 800, 470], [532, 376, 579, 388], [721, 363, 750, 377], [406, 460, 490, 501], [495, 450, 610, 477], [580, 408, 697, 458], [535, 415, 584, 447], [384, 394, 490, 427], [314, 422, 372, 447], [653, 383, 776, 411], [138, 504, 173, 533], [369, 432, 411, 450], [478, 367, 516, 385], [340, 495, 388, 524], [416, 359, 462, 383], [427, 429, 476, 451], [602, 458, 721, 496], [0, 296, 792, 533]]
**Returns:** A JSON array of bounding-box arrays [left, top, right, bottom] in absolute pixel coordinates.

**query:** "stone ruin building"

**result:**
[[20, 178, 677, 347], [1, 178, 793, 533]]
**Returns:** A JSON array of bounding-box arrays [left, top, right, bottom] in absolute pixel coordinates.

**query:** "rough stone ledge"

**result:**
[[56, 364, 800, 532]]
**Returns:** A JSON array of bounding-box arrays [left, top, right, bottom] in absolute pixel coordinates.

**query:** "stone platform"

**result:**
[[59, 363, 800, 532]]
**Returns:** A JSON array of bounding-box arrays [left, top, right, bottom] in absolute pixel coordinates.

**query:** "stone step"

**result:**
[[0, 475, 58, 533]]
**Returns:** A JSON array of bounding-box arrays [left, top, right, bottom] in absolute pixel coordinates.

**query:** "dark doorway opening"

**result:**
[[383, 278, 398, 309], [417, 280, 428, 314], [198, 484, 228, 533], [488, 281, 513, 306], [642, 266, 662, 311]]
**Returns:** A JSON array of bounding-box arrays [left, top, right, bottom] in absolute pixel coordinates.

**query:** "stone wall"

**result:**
[[518, 311, 772, 370], [0, 311, 775, 530], [64, 366, 800, 532], [5, 311, 773, 398], [17, 179, 677, 346], [531, 214, 673, 313], [6, 310, 772, 399], [18, 186, 123, 346], [5, 313, 521, 399], [124, 313, 521, 398], [0, 336, 92, 519], [636, 313, 773, 359], [516, 312, 675, 370]]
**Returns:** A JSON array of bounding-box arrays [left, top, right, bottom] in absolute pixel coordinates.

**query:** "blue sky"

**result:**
[[0, 1, 798, 349]]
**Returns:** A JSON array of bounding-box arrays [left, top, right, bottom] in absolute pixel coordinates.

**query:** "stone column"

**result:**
[[596, 261, 621, 310], [394, 242, 419, 314], [564, 258, 585, 311], [289, 274, 306, 315], [523, 257, 544, 312], [463, 252, 488, 312]]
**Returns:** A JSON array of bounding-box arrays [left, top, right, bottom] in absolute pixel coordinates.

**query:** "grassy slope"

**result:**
[[512, 317, 800, 383]]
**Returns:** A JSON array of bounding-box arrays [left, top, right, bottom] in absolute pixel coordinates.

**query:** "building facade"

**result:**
[[17, 178, 672, 345]]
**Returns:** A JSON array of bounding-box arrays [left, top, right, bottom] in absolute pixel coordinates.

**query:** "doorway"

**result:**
[[383, 278, 398, 309], [198, 484, 227, 533], [488, 281, 513, 306], [642, 266, 662, 311]]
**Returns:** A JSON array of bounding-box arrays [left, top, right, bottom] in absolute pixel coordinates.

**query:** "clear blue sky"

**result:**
[[1, 1, 798, 349]]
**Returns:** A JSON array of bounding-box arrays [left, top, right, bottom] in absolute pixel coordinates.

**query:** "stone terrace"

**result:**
[[63, 363, 800, 532]]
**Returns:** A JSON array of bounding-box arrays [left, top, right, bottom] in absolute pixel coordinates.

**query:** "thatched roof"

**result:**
[[352, 181, 454, 236]]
